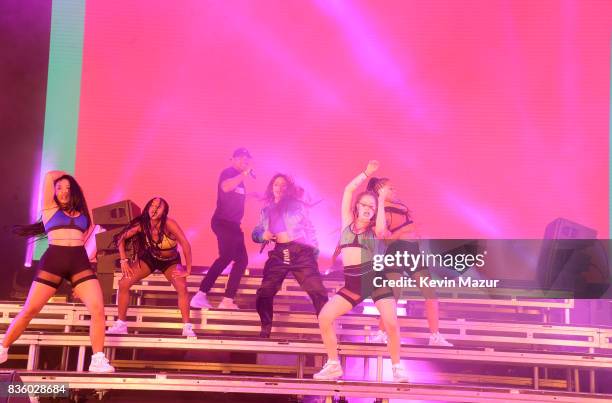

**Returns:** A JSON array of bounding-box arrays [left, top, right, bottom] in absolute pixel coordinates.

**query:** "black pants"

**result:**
[[198, 218, 248, 299], [256, 242, 328, 328]]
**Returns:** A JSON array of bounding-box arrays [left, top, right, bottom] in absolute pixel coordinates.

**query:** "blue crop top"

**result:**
[[44, 209, 89, 233]]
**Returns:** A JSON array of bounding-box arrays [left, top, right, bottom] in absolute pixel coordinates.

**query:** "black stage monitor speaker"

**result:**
[[97, 251, 120, 275], [536, 218, 608, 297], [96, 251, 121, 304], [95, 227, 125, 251]]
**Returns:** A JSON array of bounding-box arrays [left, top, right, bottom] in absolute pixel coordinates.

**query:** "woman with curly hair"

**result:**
[[252, 174, 328, 338], [106, 197, 195, 337]]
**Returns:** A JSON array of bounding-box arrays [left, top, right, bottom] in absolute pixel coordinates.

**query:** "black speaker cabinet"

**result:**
[[97, 272, 115, 305], [537, 217, 599, 294], [92, 200, 141, 229], [95, 227, 133, 252], [96, 252, 120, 304], [97, 251, 120, 275]]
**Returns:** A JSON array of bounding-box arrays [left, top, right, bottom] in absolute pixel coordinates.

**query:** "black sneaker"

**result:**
[[259, 325, 272, 338]]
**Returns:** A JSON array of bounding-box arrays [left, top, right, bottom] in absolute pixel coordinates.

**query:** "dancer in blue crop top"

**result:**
[[3, 171, 114, 373], [314, 161, 409, 382]]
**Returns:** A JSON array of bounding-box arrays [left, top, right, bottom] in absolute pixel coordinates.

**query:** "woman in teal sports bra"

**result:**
[[314, 161, 409, 382], [106, 197, 195, 337]]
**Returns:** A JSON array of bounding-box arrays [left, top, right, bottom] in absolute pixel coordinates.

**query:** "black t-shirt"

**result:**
[[212, 167, 245, 223]]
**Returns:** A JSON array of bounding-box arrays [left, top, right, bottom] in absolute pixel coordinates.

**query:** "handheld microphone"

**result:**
[[259, 240, 269, 253]]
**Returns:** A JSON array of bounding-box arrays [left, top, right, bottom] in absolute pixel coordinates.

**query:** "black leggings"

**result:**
[[198, 218, 248, 299], [337, 261, 394, 307], [35, 245, 97, 289], [256, 242, 328, 327]]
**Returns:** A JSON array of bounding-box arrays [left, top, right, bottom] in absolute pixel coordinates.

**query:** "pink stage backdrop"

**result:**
[[75, 1, 610, 267]]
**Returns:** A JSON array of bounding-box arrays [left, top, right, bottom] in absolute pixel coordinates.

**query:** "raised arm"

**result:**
[[166, 218, 192, 275], [375, 188, 390, 238], [341, 160, 380, 227], [42, 170, 67, 210]]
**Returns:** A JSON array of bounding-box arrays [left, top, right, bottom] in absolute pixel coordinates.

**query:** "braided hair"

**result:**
[[114, 197, 170, 258]]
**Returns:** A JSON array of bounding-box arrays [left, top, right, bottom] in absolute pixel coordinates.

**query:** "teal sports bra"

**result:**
[[338, 224, 385, 260]]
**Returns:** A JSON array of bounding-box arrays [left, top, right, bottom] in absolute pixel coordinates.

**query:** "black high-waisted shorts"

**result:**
[[36, 245, 96, 288], [337, 261, 394, 307]]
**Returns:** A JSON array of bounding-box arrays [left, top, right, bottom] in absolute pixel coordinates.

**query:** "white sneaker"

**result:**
[[190, 291, 212, 309], [313, 360, 343, 380], [217, 297, 239, 310], [392, 363, 409, 383], [429, 332, 453, 347], [182, 323, 196, 337], [88, 352, 115, 373], [0, 346, 8, 364], [106, 319, 128, 335], [369, 329, 388, 344]]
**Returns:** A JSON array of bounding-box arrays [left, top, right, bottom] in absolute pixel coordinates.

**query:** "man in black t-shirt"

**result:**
[[190, 148, 254, 309]]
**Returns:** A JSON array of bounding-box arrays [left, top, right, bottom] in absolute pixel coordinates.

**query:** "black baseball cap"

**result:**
[[232, 147, 252, 158]]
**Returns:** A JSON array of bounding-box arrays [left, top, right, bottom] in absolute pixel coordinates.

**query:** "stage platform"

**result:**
[[1, 301, 612, 396], [1, 270, 611, 401], [16, 371, 612, 403]]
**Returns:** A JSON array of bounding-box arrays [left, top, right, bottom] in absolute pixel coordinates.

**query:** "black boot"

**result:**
[[256, 295, 274, 338], [259, 324, 272, 338]]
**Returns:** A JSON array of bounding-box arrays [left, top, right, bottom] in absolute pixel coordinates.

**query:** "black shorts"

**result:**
[[140, 250, 180, 273], [337, 261, 394, 307], [36, 245, 96, 288]]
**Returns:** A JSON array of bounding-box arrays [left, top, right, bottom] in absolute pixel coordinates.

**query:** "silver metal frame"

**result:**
[[17, 371, 612, 402]]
